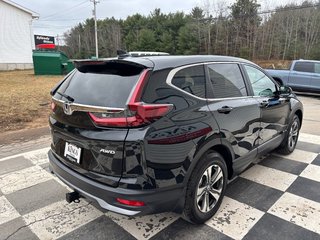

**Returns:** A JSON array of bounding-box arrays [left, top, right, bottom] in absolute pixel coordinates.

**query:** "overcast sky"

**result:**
[[12, 0, 302, 39]]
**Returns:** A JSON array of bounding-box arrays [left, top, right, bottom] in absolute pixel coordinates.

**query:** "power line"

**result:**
[[198, 3, 320, 22], [33, 25, 73, 29], [38, 18, 86, 22], [38, 2, 320, 23], [258, 3, 320, 15], [33, 2, 320, 33], [41, 0, 89, 20]]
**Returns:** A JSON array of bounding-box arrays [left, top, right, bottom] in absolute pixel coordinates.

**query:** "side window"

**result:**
[[293, 62, 314, 73], [244, 65, 277, 97], [171, 65, 206, 98], [207, 63, 247, 98], [314, 63, 320, 74]]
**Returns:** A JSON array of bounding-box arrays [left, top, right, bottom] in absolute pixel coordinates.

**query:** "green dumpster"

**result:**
[[32, 50, 74, 75], [67, 60, 74, 73]]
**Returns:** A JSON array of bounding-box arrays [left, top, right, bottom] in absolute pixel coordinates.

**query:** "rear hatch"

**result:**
[[50, 60, 152, 187]]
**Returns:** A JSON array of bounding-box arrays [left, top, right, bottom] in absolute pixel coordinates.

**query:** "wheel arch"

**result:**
[[185, 138, 235, 185], [273, 77, 283, 86], [295, 109, 303, 128], [174, 139, 235, 214], [209, 144, 234, 180]]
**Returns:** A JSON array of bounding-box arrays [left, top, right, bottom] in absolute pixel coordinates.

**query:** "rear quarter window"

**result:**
[[171, 65, 206, 98]]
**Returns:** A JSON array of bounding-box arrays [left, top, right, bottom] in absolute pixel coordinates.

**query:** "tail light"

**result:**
[[89, 69, 173, 128], [88, 110, 128, 127], [51, 101, 56, 111], [116, 198, 145, 207]]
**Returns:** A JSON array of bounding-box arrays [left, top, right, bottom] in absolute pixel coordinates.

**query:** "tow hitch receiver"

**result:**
[[66, 191, 80, 203]]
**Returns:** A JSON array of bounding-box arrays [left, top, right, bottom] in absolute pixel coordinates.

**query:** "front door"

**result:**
[[205, 63, 261, 165], [243, 65, 291, 146]]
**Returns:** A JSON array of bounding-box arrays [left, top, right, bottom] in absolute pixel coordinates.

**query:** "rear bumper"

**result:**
[[48, 150, 184, 216]]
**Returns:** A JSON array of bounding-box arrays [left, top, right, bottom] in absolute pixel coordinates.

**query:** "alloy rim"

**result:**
[[288, 119, 299, 150], [196, 164, 224, 213]]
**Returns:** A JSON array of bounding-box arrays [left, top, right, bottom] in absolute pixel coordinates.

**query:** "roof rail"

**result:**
[[117, 50, 169, 59]]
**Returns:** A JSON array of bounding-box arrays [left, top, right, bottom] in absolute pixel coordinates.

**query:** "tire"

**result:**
[[277, 114, 300, 155], [183, 151, 228, 224]]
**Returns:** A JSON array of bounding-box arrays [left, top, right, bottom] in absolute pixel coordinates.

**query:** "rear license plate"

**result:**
[[64, 142, 81, 163]]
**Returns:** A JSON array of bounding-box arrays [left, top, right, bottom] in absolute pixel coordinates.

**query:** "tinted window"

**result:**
[[244, 65, 277, 96], [207, 63, 247, 98], [53, 63, 143, 108], [293, 62, 314, 73], [314, 63, 320, 74], [172, 65, 206, 98]]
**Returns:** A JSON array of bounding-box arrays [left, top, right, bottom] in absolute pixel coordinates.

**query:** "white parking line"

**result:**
[[300, 164, 320, 183], [206, 197, 264, 240], [268, 192, 320, 234], [106, 211, 179, 239], [273, 149, 317, 164], [23, 200, 102, 239], [0, 166, 53, 195], [0, 147, 50, 162], [299, 133, 320, 146], [240, 165, 297, 191], [0, 196, 20, 225]]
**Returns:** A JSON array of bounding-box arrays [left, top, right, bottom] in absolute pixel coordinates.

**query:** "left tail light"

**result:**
[[51, 101, 56, 111]]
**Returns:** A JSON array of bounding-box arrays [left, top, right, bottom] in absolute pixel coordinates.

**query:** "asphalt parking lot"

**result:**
[[0, 95, 320, 240]]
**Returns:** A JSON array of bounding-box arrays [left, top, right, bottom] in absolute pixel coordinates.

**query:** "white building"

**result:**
[[0, 0, 39, 70]]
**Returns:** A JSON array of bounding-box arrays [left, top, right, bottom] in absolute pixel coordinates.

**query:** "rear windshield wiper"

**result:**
[[56, 91, 74, 102]]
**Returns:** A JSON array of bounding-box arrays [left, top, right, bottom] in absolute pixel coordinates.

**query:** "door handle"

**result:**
[[217, 106, 233, 114], [260, 100, 269, 108]]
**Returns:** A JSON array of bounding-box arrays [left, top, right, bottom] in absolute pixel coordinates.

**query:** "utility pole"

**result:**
[[78, 34, 81, 55], [56, 34, 60, 50], [91, 0, 99, 58]]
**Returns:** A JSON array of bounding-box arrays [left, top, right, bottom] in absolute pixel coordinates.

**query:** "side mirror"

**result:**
[[279, 86, 292, 96]]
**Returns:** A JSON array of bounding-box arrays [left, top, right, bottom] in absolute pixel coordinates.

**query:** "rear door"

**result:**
[[206, 63, 261, 170], [243, 64, 290, 146], [288, 61, 314, 91], [50, 61, 148, 187]]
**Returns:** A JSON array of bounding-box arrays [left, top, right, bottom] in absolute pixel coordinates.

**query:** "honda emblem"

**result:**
[[63, 102, 73, 115]]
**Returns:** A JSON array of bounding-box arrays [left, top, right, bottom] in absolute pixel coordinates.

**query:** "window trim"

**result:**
[[166, 61, 251, 101]]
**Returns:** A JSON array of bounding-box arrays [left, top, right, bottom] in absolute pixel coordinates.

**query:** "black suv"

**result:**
[[48, 55, 303, 224]]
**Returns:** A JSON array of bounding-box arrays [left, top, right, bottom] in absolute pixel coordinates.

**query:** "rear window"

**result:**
[[53, 62, 144, 108]]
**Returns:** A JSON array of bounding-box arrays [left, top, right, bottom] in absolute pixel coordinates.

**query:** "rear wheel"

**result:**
[[278, 114, 300, 154], [183, 151, 227, 224]]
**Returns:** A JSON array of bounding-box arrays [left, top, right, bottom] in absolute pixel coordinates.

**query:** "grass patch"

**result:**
[[254, 60, 292, 69], [0, 70, 62, 133]]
